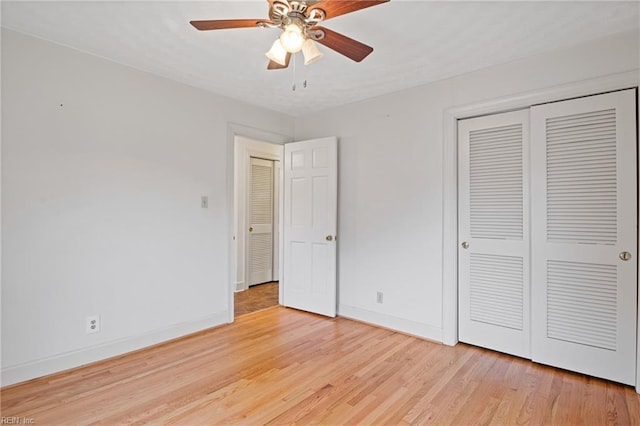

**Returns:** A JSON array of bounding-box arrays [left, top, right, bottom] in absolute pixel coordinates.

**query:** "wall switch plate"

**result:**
[[376, 292, 384, 304], [201, 196, 208, 208], [86, 315, 100, 334]]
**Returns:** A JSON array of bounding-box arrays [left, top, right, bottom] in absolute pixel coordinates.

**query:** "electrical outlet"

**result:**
[[376, 292, 384, 304], [86, 315, 100, 334], [201, 196, 208, 208]]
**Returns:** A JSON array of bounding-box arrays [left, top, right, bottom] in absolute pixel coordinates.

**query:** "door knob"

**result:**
[[619, 251, 632, 261], [326, 235, 333, 241], [249, 226, 253, 232], [461, 241, 469, 249]]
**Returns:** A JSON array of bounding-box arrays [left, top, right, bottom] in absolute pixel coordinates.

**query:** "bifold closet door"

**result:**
[[458, 109, 531, 358], [530, 89, 637, 385]]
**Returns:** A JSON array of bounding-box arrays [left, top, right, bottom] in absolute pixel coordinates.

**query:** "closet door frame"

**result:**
[[441, 71, 639, 390]]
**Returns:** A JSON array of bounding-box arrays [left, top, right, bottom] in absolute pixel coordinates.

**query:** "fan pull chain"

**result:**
[[291, 54, 308, 91], [303, 62, 308, 88], [292, 53, 297, 91]]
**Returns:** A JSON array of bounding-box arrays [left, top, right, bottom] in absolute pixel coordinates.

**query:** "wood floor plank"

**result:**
[[2, 306, 639, 425]]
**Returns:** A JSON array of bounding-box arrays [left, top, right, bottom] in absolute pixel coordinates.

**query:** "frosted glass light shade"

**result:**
[[266, 39, 288, 66], [279, 23, 304, 53], [302, 39, 323, 65]]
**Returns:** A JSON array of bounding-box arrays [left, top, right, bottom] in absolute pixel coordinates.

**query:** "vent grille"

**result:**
[[470, 253, 524, 330], [251, 163, 273, 224], [547, 260, 617, 351], [546, 109, 617, 245], [469, 124, 523, 240]]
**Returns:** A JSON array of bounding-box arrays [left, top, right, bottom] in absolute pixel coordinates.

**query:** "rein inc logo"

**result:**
[[1, 418, 35, 424]]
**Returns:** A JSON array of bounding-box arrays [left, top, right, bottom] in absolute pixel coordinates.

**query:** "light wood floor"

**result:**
[[234, 281, 279, 317], [2, 307, 639, 425]]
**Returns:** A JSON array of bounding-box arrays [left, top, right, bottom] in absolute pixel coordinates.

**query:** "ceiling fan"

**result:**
[[190, 0, 390, 69]]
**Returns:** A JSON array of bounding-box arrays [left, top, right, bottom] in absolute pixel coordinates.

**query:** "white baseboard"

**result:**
[[235, 281, 246, 292], [338, 304, 444, 342], [1, 311, 230, 387]]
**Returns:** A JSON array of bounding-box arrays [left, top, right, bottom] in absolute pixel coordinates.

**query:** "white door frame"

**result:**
[[441, 71, 639, 390], [227, 123, 290, 322]]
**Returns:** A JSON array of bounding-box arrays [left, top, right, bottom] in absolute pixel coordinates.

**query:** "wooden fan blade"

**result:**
[[267, 53, 292, 70], [190, 19, 269, 31], [309, 0, 389, 20], [313, 26, 373, 62]]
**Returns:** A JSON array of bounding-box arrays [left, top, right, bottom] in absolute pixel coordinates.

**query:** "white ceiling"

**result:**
[[2, 1, 638, 116]]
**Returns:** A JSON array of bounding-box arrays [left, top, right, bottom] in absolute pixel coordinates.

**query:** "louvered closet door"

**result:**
[[458, 109, 531, 358], [530, 89, 637, 385], [248, 157, 274, 286]]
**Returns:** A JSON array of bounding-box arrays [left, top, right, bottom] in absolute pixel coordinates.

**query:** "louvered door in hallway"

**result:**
[[248, 157, 275, 286], [458, 89, 637, 385]]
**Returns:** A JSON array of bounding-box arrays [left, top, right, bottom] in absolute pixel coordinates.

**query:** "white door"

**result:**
[[248, 157, 274, 285], [458, 109, 531, 358], [530, 89, 637, 385], [283, 137, 337, 317]]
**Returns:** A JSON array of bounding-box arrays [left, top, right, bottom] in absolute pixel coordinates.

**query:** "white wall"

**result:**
[[1, 29, 292, 386], [293, 30, 640, 342]]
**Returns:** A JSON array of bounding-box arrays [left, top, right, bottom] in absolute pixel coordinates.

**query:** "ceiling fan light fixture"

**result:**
[[191, 0, 390, 70], [302, 39, 323, 65], [266, 39, 288, 66], [279, 23, 305, 53]]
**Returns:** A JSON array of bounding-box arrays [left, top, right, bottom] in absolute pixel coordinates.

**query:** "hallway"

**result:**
[[234, 281, 279, 317]]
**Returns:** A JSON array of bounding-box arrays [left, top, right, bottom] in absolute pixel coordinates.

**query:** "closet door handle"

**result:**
[[619, 251, 632, 261], [461, 241, 470, 249]]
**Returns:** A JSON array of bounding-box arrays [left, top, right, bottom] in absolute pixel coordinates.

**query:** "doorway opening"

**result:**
[[233, 135, 284, 317]]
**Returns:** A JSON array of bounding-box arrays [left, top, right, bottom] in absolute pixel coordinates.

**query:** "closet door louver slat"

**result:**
[[546, 109, 617, 245], [470, 254, 523, 330], [251, 163, 274, 225], [547, 260, 617, 350], [469, 124, 523, 240], [249, 233, 272, 275]]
